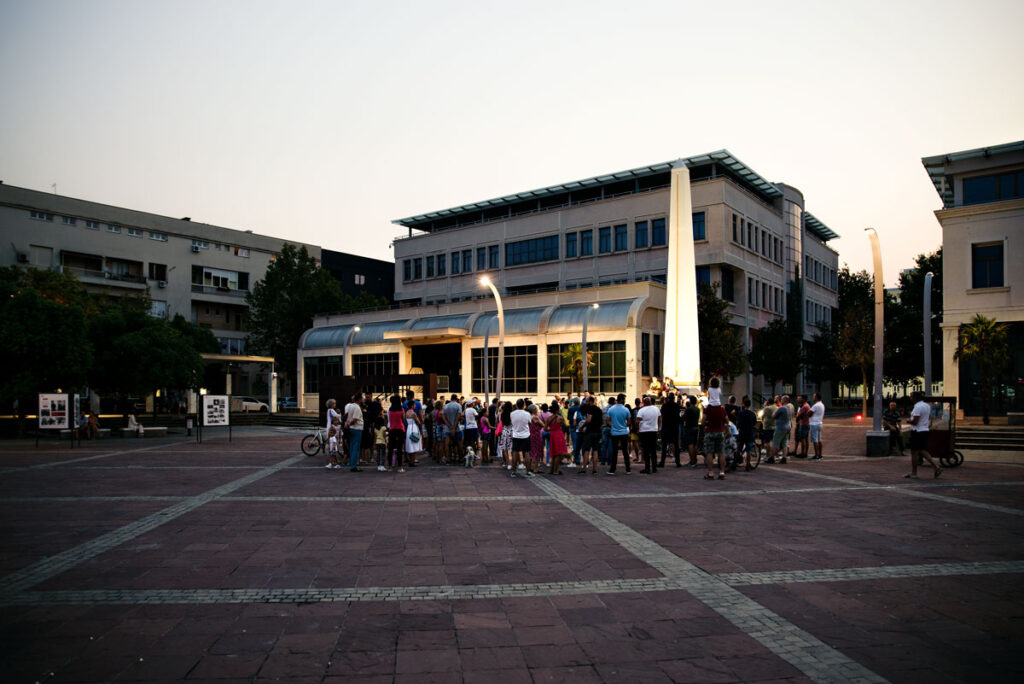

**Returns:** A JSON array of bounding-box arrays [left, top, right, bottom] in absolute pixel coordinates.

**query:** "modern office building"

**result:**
[[923, 140, 1024, 416], [299, 150, 840, 409], [321, 248, 395, 302], [0, 182, 390, 397]]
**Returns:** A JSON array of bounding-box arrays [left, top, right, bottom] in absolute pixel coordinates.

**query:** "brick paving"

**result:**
[[0, 427, 1021, 683]]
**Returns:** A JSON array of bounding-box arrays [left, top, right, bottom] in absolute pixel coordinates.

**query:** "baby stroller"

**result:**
[[724, 423, 739, 472]]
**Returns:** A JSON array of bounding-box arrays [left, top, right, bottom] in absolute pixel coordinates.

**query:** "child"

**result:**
[[707, 376, 722, 407], [326, 416, 342, 469], [375, 419, 388, 472]]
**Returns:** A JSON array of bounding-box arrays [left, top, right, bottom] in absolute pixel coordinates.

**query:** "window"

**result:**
[[148, 231, 168, 241], [721, 268, 734, 302], [235, 247, 250, 258], [413, 258, 423, 280], [451, 252, 461, 275], [148, 263, 167, 281], [732, 214, 738, 242], [566, 233, 577, 258], [489, 244, 499, 269], [149, 300, 168, 319], [614, 224, 628, 251], [127, 228, 143, 237], [477, 247, 486, 271], [641, 333, 650, 376], [653, 334, 662, 378], [437, 253, 446, 276], [972, 242, 1004, 288], [108, 224, 122, 234], [599, 227, 611, 254], [546, 341, 625, 394], [762, 283, 768, 309], [692, 212, 706, 240], [85, 221, 100, 230], [353, 353, 400, 391], [426, 255, 435, 278], [740, 219, 746, 246], [747, 224, 752, 249], [403, 259, 412, 282], [651, 218, 666, 246], [635, 220, 648, 248], [30, 211, 54, 222], [580, 229, 593, 256], [748, 277, 754, 304], [304, 355, 343, 393], [963, 171, 1024, 206], [461, 250, 472, 273], [191, 239, 208, 249], [761, 232, 767, 256], [696, 266, 711, 289], [354, 274, 365, 285], [472, 345, 537, 394], [62, 216, 77, 226], [505, 235, 559, 266]]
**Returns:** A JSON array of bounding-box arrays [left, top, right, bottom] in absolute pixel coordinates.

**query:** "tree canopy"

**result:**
[[748, 317, 803, 393], [833, 266, 875, 414], [696, 283, 746, 385], [954, 313, 1010, 424], [246, 244, 385, 383]]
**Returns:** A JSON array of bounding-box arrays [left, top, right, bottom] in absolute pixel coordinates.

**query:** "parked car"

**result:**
[[278, 396, 298, 410], [238, 396, 269, 412]]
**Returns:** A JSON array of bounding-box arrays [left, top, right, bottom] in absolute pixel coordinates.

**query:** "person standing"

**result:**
[[636, 396, 662, 474], [527, 404, 545, 475], [498, 401, 514, 468], [761, 396, 777, 463], [772, 396, 792, 465], [793, 395, 812, 458], [546, 400, 568, 475], [510, 400, 533, 478], [906, 391, 942, 479], [809, 392, 825, 461], [702, 399, 729, 480], [606, 394, 632, 475], [736, 396, 757, 471], [464, 399, 480, 455], [577, 396, 603, 475], [442, 394, 462, 465], [883, 401, 906, 456], [343, 393, 364, 472], [386, 395, 406, 473], [659, 393, 681, 468], [682, 396, 701, 467]]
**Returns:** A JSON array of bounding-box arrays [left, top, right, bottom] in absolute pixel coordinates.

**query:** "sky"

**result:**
[[1, 0, 1022, 286]]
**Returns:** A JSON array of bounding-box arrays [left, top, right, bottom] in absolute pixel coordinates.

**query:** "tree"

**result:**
[[0, 268, 92, 410], [170, 313, 220, 355], [749, 317, 803, 396], [833, 267, 874, 415], [697, 283, 746, 386], [953, 314, 1010, 425], [893, 248, 943, 387], [246, 244, 386, 387], [559, 343, 595, 394]]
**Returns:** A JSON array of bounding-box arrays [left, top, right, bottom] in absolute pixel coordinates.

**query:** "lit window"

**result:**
[[354, 273, 365, 285]]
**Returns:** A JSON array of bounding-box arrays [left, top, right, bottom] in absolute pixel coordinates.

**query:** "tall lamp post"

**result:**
[[865, 228, 888, 456], [480, 277, 504, 400], [342, 326, 361, 377], [581, 303, 599, 394], [923, 271, 934, 395]]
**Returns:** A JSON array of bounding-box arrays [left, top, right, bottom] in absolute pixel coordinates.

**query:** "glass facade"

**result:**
[[546, 341, 626, 394], [471, 345, 537, 394], [505, 236, 559, 267]]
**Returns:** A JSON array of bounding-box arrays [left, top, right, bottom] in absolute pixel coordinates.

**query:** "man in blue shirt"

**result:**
[[606, 393, 632, 474]]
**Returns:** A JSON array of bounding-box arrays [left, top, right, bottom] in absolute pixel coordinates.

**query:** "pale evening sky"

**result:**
[[1, 0, 1021, 286]]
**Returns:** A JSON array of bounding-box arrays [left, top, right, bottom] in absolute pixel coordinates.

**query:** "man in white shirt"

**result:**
[[809, 392, 825, 461], [636, 396, 662, 474], [906, 391, 941, 479], [509, 399, 533, 478], [464, 401, 479, 453], [343, 394, 365, 472]]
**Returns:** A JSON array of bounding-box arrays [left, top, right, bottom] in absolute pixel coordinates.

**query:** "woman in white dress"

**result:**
[[404, 404, 422, 463]]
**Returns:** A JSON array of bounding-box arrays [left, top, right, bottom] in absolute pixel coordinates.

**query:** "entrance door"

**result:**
[[411, 343, 462, 396]]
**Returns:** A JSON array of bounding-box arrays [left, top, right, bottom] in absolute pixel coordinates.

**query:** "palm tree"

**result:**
[[559, 343, 595, 395], [953, 314, 1010, 425]]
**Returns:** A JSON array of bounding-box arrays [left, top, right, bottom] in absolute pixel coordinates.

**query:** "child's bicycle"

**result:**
[[301, 427, 327, 456]]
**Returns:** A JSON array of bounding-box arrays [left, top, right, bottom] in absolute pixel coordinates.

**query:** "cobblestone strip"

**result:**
[[775, 468, 1024, 516], [224, 494, 547, 503], [0, 442, 172, 475], [720, 560, 1024, 586], [530, 476, 888, 684], [1, 577, 675, 607], [0, 496, 188, 502], [0, 454, 306, 597]]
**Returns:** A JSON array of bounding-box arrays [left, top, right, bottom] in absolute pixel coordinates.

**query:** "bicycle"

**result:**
[[301, 427, 327, 456]]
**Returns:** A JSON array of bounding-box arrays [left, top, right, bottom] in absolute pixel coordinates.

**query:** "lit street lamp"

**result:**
[[581, 302, 599, 394], [865, 228, 888, 456], [480, 277, 504, 400]]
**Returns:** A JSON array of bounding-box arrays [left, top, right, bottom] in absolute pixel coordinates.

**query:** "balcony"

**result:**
[[191, 284, 247, 298], [64, 265, 147, 288]]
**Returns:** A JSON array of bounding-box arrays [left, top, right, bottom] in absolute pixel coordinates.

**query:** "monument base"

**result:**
[[865, 431, 890, 458]]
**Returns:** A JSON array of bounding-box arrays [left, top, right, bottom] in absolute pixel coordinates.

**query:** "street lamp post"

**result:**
[[865, 228, 888, 456], [923, 271, 934, 395], [581, 303, 599, 395], [480, 277, 504, 400], [343, 326, 361, 377]]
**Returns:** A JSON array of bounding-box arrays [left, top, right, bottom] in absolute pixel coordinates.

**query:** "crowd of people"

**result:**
[[318, 383, 832, 480]]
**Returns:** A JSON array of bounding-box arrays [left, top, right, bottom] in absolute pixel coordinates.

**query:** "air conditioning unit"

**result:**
[[157, 280, 167, 288], [190, 245, 201, 253]]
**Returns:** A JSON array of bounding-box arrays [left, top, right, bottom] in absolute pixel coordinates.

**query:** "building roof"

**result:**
[[804, 212, 839, 241], [393, 150, 784, 232], [921, 140, 1024, 208]]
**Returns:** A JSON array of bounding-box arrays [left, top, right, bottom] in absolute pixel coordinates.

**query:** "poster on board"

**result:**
[[38, 393, 69, 429], [202, 395, 230, 426]]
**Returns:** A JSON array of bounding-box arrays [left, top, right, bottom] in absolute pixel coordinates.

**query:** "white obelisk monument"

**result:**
[[662, 160, 702, 394]]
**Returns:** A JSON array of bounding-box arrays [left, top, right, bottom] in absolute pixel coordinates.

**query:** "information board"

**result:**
[[202, 395, 230, 426], [38, 393, 70, 429]]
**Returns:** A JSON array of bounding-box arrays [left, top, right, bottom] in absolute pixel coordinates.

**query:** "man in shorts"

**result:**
[[761, 396, 777, 463], [809, 392, 825, 461], [509, 399, 533, 478], [736, 396, 758, 471], [772, 396, 792, 464], [606, 394, 632, 474], [577, 396, 603, 475], [636, 396, 662, 474], [659, 392, 681, 468], [702, 399, 728, 479], [906, 391, 942, 479], [442, 394, 462, 465]]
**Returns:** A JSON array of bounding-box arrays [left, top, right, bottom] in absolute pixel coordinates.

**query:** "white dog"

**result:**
[[464, 446, 476, 468]]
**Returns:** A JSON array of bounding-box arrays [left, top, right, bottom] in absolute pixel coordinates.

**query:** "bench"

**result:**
[[117, 426, 169, 438]]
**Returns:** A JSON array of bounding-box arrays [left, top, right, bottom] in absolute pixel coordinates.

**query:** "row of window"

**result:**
[[191, 240, 250, 257], [468, 342, 628, 395], [804, 255, 837, 290], [806, 300, 833, 328], [303, 352, 402, 393], [731, 214, 783, 264], [962, 171, 1024, 206], [747, 276, 785, 314], [31, 210, 171, 241]]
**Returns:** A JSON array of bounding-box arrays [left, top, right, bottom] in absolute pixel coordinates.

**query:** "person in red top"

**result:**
[[702, 400, 729, 480], [794, 395, 812, 458]]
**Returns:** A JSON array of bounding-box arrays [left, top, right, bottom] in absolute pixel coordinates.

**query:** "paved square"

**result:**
[[1, 430, 1022, 682]]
